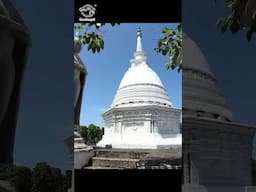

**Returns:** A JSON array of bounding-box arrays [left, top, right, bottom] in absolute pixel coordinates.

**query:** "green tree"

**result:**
[[74, 23, 118, 54], [0, 164, 32, 192], [78, 124, 103, 145], [78, 125, 88, 142], [155, 23, 182, 71], [50, 167, 67, 192], [155, 1, 256, 71], [217, 0, 256, 42], [87, 124, 103, 144], [0, 163, 71, 192], [9, 166, 32, 192], [31, 162, 67, 192]]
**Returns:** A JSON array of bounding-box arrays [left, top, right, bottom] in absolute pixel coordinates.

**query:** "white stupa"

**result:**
[[181, 35, 255, 192], [97, 28, 181, 149], [181, 34, 233, 121]]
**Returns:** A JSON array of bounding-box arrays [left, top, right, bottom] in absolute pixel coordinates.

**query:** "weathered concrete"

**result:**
[[85, 148, 181, 170], [94, 149, 149, 159], [183, 117, 255, 192], [92, 157, 139, 169], [182, 35, 256, 192]]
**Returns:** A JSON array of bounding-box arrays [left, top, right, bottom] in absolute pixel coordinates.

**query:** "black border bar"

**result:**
[[75, 0, 181, 23]]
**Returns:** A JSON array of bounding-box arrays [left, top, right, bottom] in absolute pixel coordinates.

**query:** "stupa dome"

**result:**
[[118, 64, 163, 88], [112, 28, 172, 108], [182, 35, 233, 121]]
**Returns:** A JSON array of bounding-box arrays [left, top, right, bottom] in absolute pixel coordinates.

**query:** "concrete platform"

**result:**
[[84, 166, 124, 170], [83, 148, 182, 169], [92, 157, 139, 169]]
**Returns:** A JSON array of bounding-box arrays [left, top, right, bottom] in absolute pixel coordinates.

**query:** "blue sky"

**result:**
[[79, 23, 182, 127]]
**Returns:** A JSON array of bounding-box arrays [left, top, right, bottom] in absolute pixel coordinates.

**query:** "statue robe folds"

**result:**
[[74, 40, 87, 126], [0, 0, 31, 164]]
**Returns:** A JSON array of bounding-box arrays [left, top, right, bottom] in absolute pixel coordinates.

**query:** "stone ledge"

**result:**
[[84, 166, 124, 170], [92, 157, 139, 169]]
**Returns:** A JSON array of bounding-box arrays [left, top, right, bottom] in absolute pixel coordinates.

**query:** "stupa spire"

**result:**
[[136, 27, 143, 52], [130, 27, 148, 67]]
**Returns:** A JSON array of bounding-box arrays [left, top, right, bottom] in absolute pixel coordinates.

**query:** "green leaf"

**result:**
[[158, 39, 164, 47], [165, 62, 171, 69], [178, 24, 182, 33], [87, 43, 92, 51], [169, 55, 174, 62], [96, 46, 100, 53], [230, 22, 240, 33], [85, 35, 90, 44], [225, 1, 235, 8], [100, 39, 104, 49], [167, 37, 174, 43], [155, 25, 182, 70], [154, 47, 158, 51], [162, 48, 168, 55], [162, 27, 168, 34], [88, 23, 94, 27]]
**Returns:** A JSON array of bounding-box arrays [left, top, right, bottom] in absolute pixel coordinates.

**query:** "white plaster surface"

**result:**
[[74, 131, 94, 169], [97, 29, 181, 149], [182, 35, 233, 121]]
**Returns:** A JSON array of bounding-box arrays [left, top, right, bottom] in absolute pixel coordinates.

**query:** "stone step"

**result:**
[[84, 166, 124, 170], [94, 149, 149, 159], [92, 157, 139, 169]]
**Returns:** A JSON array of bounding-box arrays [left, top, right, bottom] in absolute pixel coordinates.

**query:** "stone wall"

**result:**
[[183, 117, 255, 191], [103, 105, 181, 136]]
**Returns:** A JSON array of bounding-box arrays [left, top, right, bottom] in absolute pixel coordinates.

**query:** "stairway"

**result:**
[[84, 148, 182, 169], [84, 149, 150, 169]]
